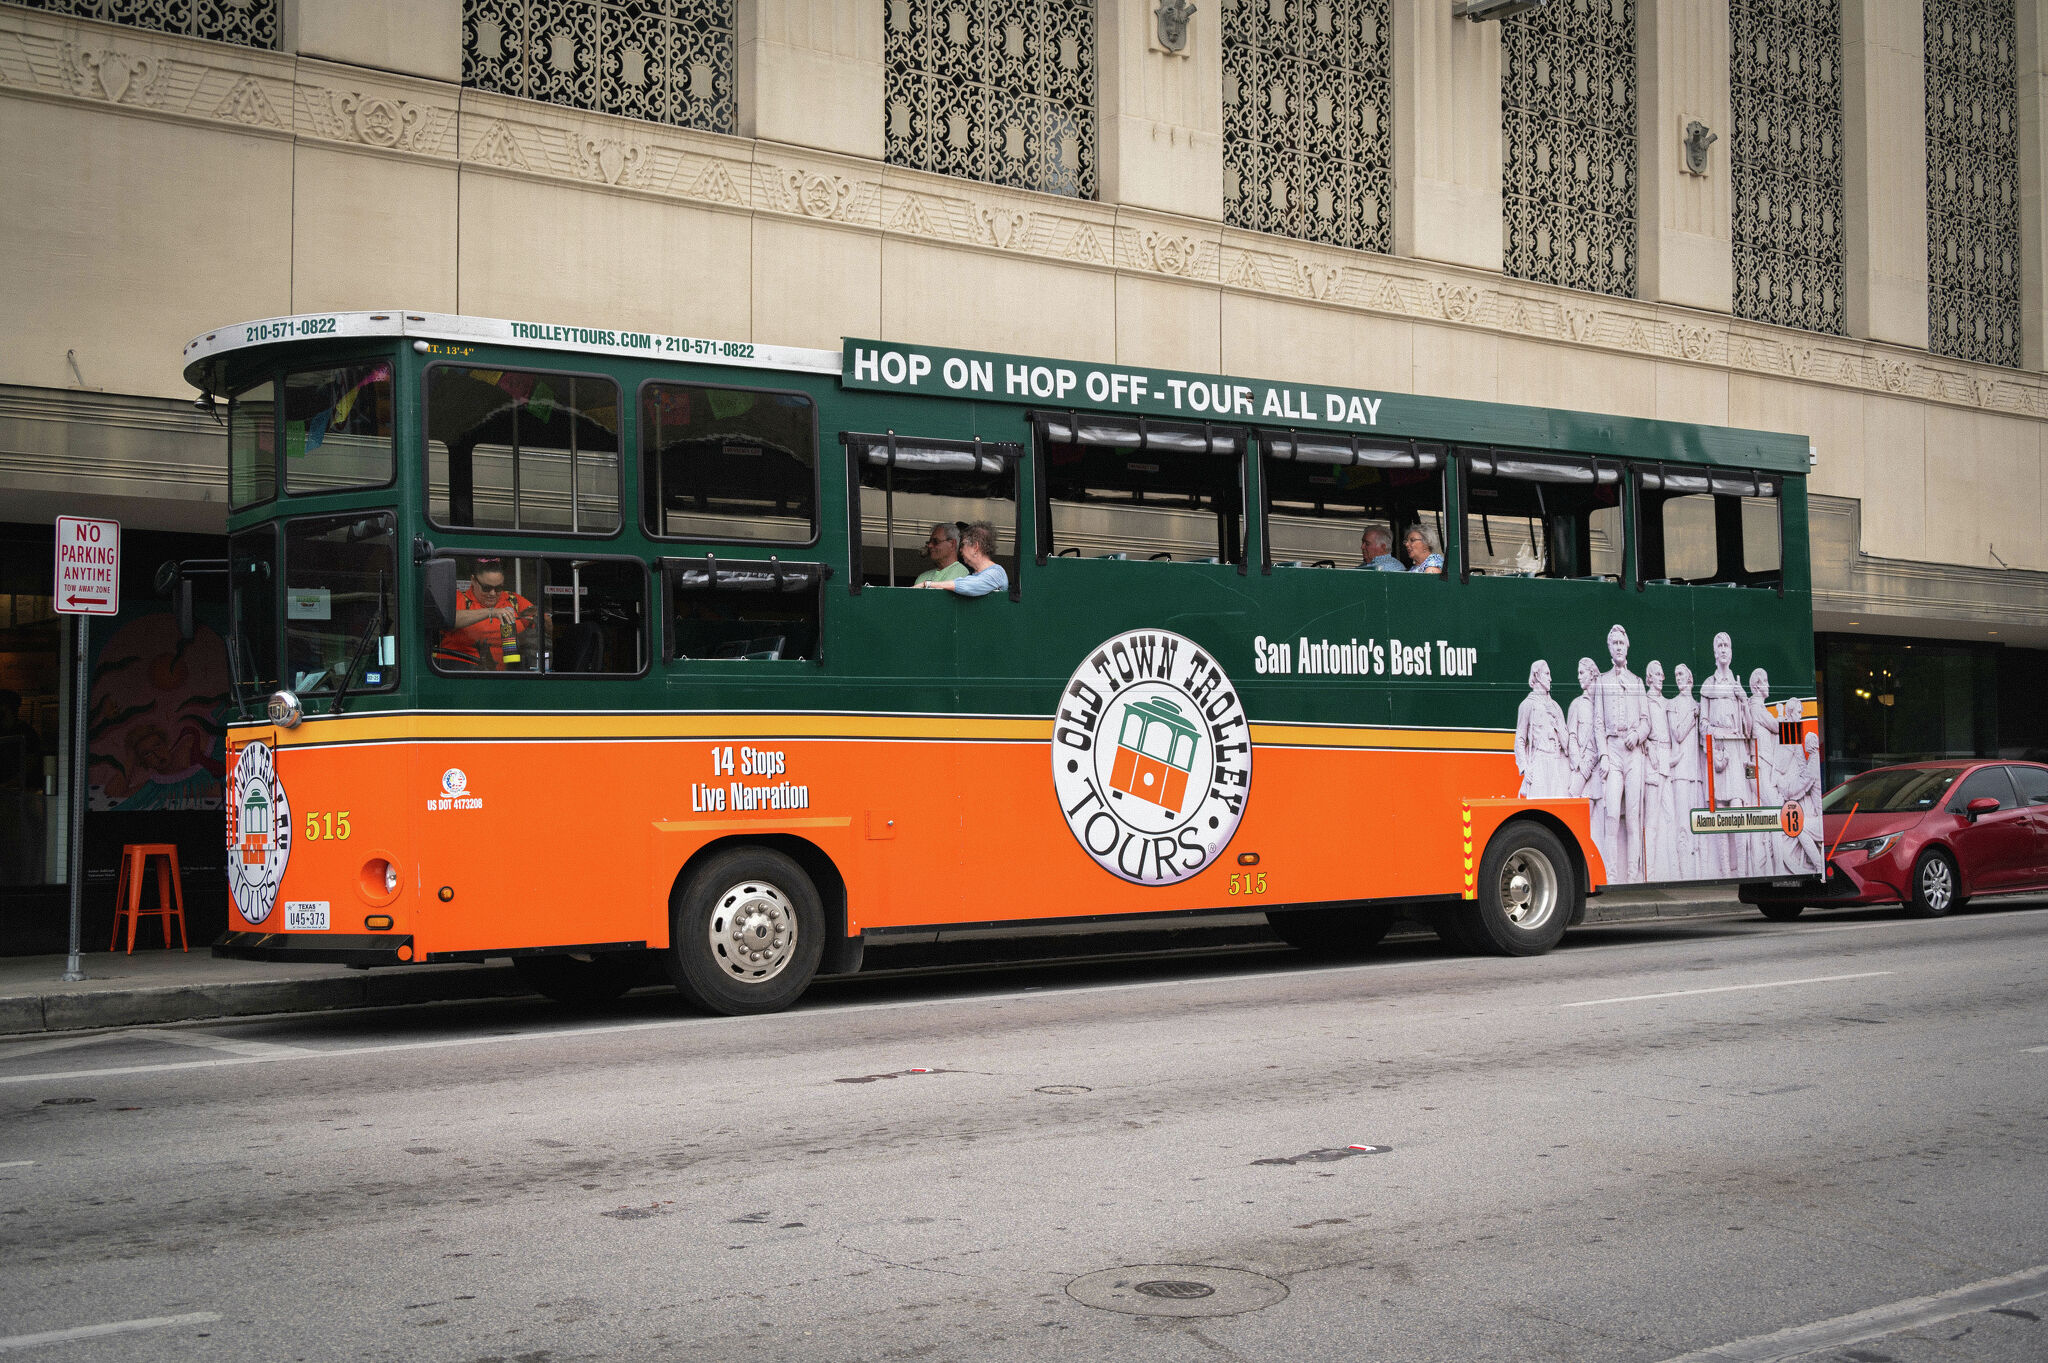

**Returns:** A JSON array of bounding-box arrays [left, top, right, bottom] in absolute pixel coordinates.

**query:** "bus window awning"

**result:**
[[1638, 468, 1778, 497], [663, 556, 827, 593], [1264, 433, 1440, 469], [839, 431, 1018, 475], [1466, 450, 1621, 485], [1030, 411, 1244, 455]]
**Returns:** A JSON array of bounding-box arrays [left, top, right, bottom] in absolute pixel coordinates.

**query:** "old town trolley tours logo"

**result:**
[[227, 739, 292, 925], [1051, 629, 1252, 885]]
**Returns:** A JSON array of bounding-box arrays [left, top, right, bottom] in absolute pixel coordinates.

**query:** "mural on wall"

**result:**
[[88, 611, 230, 812], [1515, 625, 1823, 885]]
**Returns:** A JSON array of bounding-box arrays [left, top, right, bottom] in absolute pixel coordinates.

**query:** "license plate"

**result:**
[[284, 901, 330, 931], [1770, 880, 1802, 888]]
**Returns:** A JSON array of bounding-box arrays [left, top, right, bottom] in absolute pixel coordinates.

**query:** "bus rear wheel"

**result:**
[[1266, 906, 1393, 956], [1451, 822, 1577, 956], [664, 848, 824, 1016], [513, 951, 651, 1006]]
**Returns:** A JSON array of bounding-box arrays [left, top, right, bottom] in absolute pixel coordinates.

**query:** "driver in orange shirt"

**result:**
[[434, 558, 537, 670]]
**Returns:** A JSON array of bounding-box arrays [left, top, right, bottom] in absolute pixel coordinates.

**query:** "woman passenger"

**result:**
[[1404, 524, 1444, 574]]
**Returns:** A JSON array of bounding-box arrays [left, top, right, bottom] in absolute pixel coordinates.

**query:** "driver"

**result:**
[[434, 558, 537, 670]]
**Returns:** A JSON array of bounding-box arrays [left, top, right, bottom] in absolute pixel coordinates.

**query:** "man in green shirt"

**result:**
[[913, 522, 968, 586]]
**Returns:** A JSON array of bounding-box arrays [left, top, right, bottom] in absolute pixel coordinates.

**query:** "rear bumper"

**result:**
[[214, 931, 414, 967]]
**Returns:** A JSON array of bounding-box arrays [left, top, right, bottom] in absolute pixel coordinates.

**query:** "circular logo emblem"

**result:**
[[1051, 629, 1251, 885], [441, 767, 468, 797], [226, 740, 291, 925]]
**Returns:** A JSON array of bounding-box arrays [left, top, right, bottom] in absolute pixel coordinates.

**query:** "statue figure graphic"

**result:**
[[1779, 731, 1824, 874], [1697, 631, 1752, 879], [1514, 660, 1570, 798], [1667, 663, 1706, 879], [1642, 660, 1680, 881], [1565, 656, 1601, 802], [1589, 624, 1649, 883]]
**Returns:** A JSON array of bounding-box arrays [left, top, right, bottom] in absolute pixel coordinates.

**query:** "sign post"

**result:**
[[53, 516, 120, 983]]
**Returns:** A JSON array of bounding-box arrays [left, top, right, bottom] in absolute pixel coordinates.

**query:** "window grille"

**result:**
[[1730, 0, 1844, 335], [883, 0, 1097, 200], [1220, 0, 1393, 255], [1501, 0, 1637, 299], [1925, 0, 2020, 367], [462, 0, 735, 135], [11, 0, 277, 48]]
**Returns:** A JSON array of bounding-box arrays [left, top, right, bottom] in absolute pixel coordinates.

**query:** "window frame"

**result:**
[[277, 360, 398, 498], [1631, 463, 1785, 596], [1029, 411, 1251, 574], [422, 360, 627, 541], [660, 554, 832, 665], [1456, 447, 1626, 586], [1257, 432, 1448, 575], [637, 375, 824, 549], [1945, 763, 2020, 814], [423, 548, 651, 681], [841, 430, 1026, 600], [279, 509, 402, 698], [228, 376, 278, 512]]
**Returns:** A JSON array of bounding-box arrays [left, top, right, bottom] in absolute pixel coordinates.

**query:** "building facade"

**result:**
[[2, 0, 2045, 949]]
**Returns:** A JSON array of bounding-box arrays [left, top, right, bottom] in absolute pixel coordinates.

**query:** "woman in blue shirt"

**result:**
[[1404, 524, 1444, 574], [920, 521, 1009, 597]]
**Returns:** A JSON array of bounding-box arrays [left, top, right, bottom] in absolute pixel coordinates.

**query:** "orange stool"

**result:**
[[110, 843, 188, 953]]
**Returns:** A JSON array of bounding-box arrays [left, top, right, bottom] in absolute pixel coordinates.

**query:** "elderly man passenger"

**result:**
[[1361, 524, 1405, 572], [913, 522, 967, 586], [919, 521, 1008, 597]]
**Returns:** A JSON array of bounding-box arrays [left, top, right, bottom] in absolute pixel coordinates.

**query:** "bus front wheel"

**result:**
[[664, 848, 825, 1015], [1453, 822, 1578, 956]]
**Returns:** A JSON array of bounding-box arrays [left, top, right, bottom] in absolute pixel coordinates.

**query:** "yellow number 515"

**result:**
[[303, 811, 351, 841]]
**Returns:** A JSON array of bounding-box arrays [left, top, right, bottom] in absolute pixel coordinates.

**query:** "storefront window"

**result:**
[[1819, 634, 1997, 790], [0, 593, 63, 886]]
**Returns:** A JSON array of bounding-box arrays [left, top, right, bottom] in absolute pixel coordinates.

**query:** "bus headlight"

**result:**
[[359, 856, 401, 905]]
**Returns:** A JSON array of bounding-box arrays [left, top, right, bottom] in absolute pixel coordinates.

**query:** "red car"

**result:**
[[1742, 759, 2048, 919]]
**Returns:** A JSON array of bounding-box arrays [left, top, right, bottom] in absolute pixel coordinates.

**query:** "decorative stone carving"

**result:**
[[1142, 230, 1201, 278], [1295, 261, 1342, 301], [580, 136, 643, 186], [1564, 306, 1598, 343], [1673, 323, 1714, 361], [687, 159, 744, 206], [978, 206, 1026, 250], [213, 74, 281, 127], [781, 170, 855, 220], [68, 47, 166, 105], [1433, 282, 1480, 322]]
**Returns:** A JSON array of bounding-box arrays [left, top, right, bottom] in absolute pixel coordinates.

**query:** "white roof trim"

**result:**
[[181, 311, 843, 388]]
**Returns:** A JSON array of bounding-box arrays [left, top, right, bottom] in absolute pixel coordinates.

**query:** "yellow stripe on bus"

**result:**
[[240, 713, 1514, 752]]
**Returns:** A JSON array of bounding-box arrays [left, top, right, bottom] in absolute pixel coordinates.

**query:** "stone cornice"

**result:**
[[4, 5, 2047, 425]]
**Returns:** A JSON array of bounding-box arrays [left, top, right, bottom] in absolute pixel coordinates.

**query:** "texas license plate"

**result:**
[[284, 901, 330, 930]]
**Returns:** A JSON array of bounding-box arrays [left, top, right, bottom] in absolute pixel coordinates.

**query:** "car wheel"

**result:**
[[1905, 848, 1961, 918], [1449, 822, 1579, 956], [1266, 906, 1393, 956], [663, 848, 824, 1015], [513, 951, 652, 1005], [1757, 902, 1806, 922]]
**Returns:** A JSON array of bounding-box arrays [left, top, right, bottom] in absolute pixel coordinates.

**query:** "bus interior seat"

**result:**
[[554, 624, 605, 673]]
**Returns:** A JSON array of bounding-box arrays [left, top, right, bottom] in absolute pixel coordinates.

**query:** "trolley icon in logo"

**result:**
[[1052, 628, 1251, 886], [227, 739, 292, 925], [1108, 697, 1200, 814]]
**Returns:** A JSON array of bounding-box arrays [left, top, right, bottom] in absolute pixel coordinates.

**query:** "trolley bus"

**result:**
[[180, 312, 1823, 1013]]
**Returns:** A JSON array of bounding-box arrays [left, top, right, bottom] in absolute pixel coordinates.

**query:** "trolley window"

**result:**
[[429, 554, 646, 676], [282, 513, 398, 696], [282, 362, 394, 494], [842, 433, 1021, 591], [641, 382, 818, 544], [1637, 468, 1782, 588], [229, 379, 277, 510], [427, 366, 621, 534], [1033, 412, 1247, 565], [226, 524, 279, 708], [1261, 434, 1447, 571], [663, 557, 825, 662], [1462, 450, 1624, 581]]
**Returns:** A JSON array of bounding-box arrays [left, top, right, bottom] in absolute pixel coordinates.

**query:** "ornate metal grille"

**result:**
[[1730, 0, 1844, 334], [1501, 0, 1637, 298], [1925, 0, 2020, 367], [883, 0, 1097, 200], [10, 0, 277, 48], [462, 0, 735, 135], [1219, 0, 1393, 255]]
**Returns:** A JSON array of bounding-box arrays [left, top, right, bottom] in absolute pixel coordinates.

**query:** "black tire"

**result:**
[[1758, 902, 1806, 922], [1266, 906, 1393, 956], [663, 848, 825, 1015], [1905, 848, 1962, 918], [513, 951, 652, 1006], [1449, 822, 1579, 956]]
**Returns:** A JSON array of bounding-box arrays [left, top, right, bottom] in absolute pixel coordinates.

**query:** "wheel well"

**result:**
[[1489, 812, 1593, 924], [669, 834, 848, 945]]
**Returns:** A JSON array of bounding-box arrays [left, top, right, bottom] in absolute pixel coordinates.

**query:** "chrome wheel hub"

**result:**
[[1498, 849, 1558, 931], [1922, 860, 1952, 911], [708, 880, 799, 982]]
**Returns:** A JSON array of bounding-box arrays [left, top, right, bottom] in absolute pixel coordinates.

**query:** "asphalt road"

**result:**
[[1, 903, 2045, 1363]]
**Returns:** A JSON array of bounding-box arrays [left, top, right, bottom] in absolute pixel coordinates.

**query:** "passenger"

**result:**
[[435, 557, 537, 669], [1361, 525, 1405, 572], [913, 522, 968, 586], [921, 521, 1008, 597], [1403, 524, 1445, 574]]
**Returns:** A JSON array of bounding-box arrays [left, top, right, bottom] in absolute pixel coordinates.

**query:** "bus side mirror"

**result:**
[[1965, 796, 1999, 822], [421, 558, 458, 631], [154, 560, 196, 642]]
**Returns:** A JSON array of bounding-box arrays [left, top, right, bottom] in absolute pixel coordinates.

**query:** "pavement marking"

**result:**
[[0, 1032, 134, 1061], [1562, 971, 1893, 1008], [0, 1311, 221, 1353], [131, 1028, 316, 1058], [0, 1160, 32, 1169], [2026, 1044, 2048, 1053], [1651, 1264, 2048, 1362]]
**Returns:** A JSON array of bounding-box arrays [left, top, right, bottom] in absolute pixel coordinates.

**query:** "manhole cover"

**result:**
[[1035, 1084, 1092, 1096], [1067, 1265, 1287, 1318]]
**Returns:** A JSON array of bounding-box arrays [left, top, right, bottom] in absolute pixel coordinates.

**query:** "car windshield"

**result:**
[[1823, 766, 1963, 814]]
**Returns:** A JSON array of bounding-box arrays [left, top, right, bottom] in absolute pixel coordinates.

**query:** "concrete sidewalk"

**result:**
[[0, 886, 1748, 1036]]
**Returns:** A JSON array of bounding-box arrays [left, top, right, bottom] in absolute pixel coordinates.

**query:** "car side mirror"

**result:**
[[1965, 796, 2000, 821], [421, 558, 458, 632]]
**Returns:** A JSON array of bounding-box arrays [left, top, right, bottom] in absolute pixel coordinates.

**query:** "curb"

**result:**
[[0, 893, 1746, 1036]]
